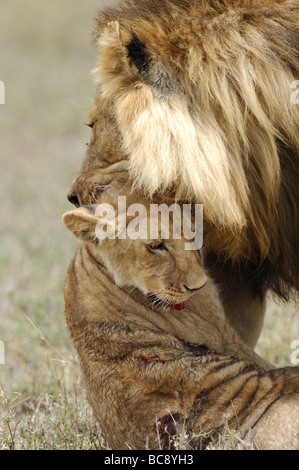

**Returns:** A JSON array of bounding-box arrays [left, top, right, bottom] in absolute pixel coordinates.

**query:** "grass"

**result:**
[[0, 0, 298, 451], [0, 0, 110, 450]]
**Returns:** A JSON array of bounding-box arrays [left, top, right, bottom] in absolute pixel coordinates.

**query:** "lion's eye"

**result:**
[[147, 242, 168, 252], [85, 122, 94, 129]]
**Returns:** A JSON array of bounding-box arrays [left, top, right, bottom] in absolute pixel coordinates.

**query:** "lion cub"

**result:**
[[63, 176, 270, 364], [63, 177, 299, 450], [65, 192, 207, 312]]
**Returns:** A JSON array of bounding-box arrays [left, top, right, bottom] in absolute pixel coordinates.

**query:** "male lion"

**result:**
[[67, 0, 299, 348], [63, 177, 299, 450]]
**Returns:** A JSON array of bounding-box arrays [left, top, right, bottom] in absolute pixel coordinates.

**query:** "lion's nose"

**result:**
[[67, 192, 80, 207]]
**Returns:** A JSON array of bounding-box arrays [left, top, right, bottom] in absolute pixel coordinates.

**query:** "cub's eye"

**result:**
[[147, 242, 168, 252]]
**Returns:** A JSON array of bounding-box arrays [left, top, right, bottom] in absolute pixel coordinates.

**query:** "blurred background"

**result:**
[[0, 0, 297, 450]]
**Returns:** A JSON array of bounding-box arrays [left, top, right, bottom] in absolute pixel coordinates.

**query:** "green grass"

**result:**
[[0, 0, 110, 450], [0, 0, 298, 451]]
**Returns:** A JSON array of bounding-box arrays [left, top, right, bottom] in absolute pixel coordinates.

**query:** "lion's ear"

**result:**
[[126, 32, 151, 75], [94, 21, 170, 94]]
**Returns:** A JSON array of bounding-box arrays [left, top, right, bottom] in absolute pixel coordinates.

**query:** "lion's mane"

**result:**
[[93, 0, 299, 300]]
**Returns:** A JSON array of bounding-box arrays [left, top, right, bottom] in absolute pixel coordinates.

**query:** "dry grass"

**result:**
[[0, 0, 298, 451], [0, 0, 111, 450]]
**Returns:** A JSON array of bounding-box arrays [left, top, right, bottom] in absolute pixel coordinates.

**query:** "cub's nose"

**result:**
[[67, 192, 80, 208]]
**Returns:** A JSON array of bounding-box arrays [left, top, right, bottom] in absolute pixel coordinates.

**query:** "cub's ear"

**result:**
[[63, 204, 118, 244], [62, 205, 100, 244]]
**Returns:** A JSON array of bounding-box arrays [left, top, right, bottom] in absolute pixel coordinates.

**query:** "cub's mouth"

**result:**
[[146, 293, 190, 311], [171, 299, 190, 311]]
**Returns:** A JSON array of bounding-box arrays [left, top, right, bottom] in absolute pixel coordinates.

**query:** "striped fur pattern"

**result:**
[[64, 244, 299, 450], [63, 180, 299, 450]]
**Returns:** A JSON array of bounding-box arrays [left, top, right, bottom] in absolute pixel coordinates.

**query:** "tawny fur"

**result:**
[[68, 0, 299, 306], [63, 179, 299, 450], [68, 88, 267, 347], [93, 0, 299, 260]]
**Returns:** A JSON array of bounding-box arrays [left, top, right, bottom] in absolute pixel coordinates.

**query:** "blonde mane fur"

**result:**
[[89, 0, 299, 300]]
